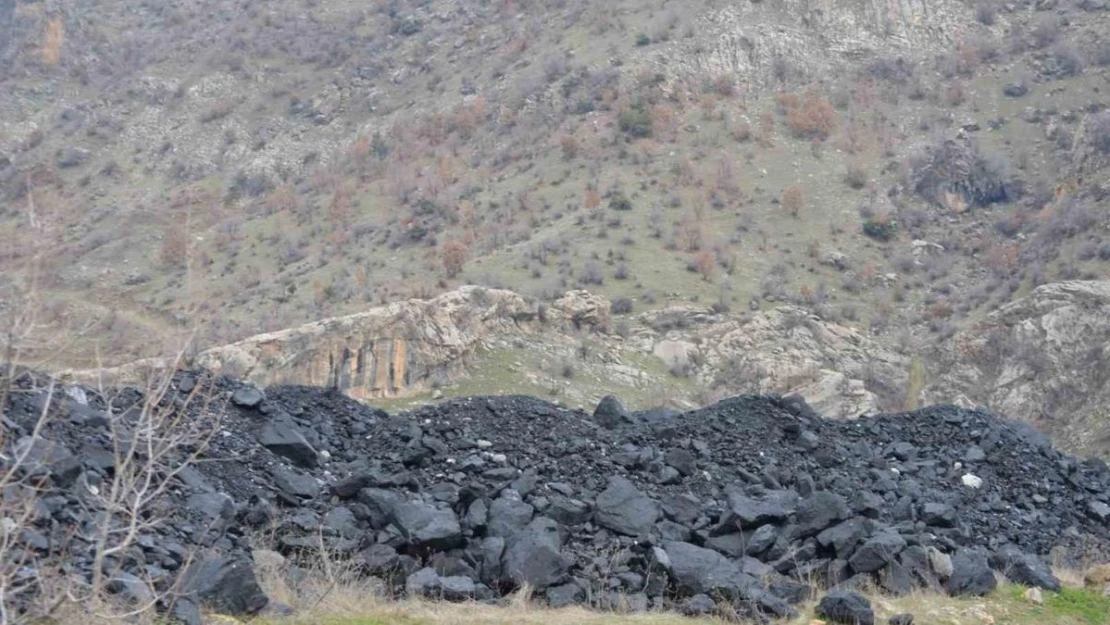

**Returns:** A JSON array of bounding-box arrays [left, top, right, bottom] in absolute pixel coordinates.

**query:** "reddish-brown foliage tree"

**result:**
[[693, 251, 715, 281], [782, 185, 804, 218], [441, 240, 469, 278]]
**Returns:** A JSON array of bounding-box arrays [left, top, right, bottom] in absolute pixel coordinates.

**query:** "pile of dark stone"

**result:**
[[4, 368, 1110, 624]]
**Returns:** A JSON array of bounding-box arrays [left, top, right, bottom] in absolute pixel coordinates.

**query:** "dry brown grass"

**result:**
[[242, 554, 1110, 625]]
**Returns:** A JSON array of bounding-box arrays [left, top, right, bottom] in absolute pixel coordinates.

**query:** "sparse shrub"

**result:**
[[612, 297, 633, 314], [1095, 40, 1110, 67], [1088, 111, 1110, 155], [844, 164, 868, 189], [609, 194, 633, 211], [441, 240, 469, 278], [730, 118, 753, 142], [943, 81, 967, 107], [975, 0, 997, 25], [1032, 15, 1059, 49], [784, 88, 837, 140], [580, 260, 604, 285], [614, 263, 630, 280], [619, 104, 653, 137], [1049, 43, 1084, 77], [1099, 243, 1110, 261], [199, 100, 236, 123], [561, 361, 576, 378], [867, 56, 913, 84], [392, 16, 422, 36], [863, 217, 898, 241], [781, 185, 804, 218], [711, 73, 737, 97], [636, 33, 651, 46], [692, 251, 715, 280]]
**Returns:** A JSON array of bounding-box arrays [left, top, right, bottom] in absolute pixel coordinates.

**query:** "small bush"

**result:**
[[612, 297, 633, 314], [609, 194, 633, 211], [561, 361, 575, 379], [580, 260, 604, 285], [200, 100, 236, 123], [783, 89, 837, 140], [619, 105, 653, 137], [392, 16, 422, 36], [1032, 16, 1059, 49], [635, 33, 651, 46], [844, 164, 868, 189], [863, 218, 898, 241], [1095, 40, 1110, 67], [975, 0, 997, 25], [1049, 43, 1084, 77], [781, 185, 804, 218], [1088, 111, 1110, 155]]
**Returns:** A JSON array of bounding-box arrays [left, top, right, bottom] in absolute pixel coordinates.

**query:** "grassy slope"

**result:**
[[5, 1, 1110, 447]]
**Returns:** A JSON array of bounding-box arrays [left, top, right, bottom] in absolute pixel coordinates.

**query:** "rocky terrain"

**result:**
[[64, 279, 1110, 461], [3, 368, 1110, 623]]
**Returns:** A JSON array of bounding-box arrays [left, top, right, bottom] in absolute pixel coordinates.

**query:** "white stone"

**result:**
[[962, 473, 983, 489]]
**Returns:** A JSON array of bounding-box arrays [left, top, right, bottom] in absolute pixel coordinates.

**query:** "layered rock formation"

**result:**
[[930, 281, 1110, 455], [638, 305, 907, 418], [193, 286, 535, 399], [667, 0, 974, 90]]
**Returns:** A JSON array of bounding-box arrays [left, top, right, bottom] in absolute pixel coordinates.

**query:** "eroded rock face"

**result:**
[[931, 281, 1110, 455], [664, 0, 973, 92], [642, 305, 907, 418], [193, 286, 537, 399]]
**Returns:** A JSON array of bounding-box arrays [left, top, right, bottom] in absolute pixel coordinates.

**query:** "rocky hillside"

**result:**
[[3, 0, 1110, 380], [929, 280, 1110, 456], [3, 368, 1110, 623]]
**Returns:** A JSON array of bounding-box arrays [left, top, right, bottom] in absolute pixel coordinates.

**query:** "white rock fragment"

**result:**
[[962, 473, 983, 489]]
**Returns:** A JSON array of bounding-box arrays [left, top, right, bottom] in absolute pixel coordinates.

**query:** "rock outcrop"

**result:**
[[665, 0, 975, 91], [639, 305, 907, 418], [930, 281, 1110, 455], [192, 286, 536, 399], [67, 287, 539, 399]]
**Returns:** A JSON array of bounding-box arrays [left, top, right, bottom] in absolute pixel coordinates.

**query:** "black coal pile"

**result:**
[[4, 368, 1110, 624]]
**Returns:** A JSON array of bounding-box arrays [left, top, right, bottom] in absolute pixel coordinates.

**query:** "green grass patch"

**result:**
[[1006, 585, 1110, 625]]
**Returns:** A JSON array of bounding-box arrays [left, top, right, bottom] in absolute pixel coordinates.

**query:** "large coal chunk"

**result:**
[[795, 492, 850, 537], [988, 548, 1061, 591], [594, 476, 658, 536], [178, 553, 269, 616], [487, 492, 535, 538], [848, 531, 907, 574], [390, 501, 463, 550], [501, 517, 569, 590], [815, 589, 874, 625], [947, 549, 997, 596], [718, 488, 791, 530], [817, 518, 872, 560], [660, 541, 758, 598], [593, 395, 629, 429], [258, 415, 317, 468]]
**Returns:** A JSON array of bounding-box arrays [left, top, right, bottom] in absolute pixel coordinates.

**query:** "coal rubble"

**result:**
[[4, 370, 1110, 624]]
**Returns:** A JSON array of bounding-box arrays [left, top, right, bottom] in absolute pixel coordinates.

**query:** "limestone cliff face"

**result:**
[[639, 305, 908, 418], [930, 281, 1110, 455], [665, 0, 973, 90], [193, 286, 535, 399]]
